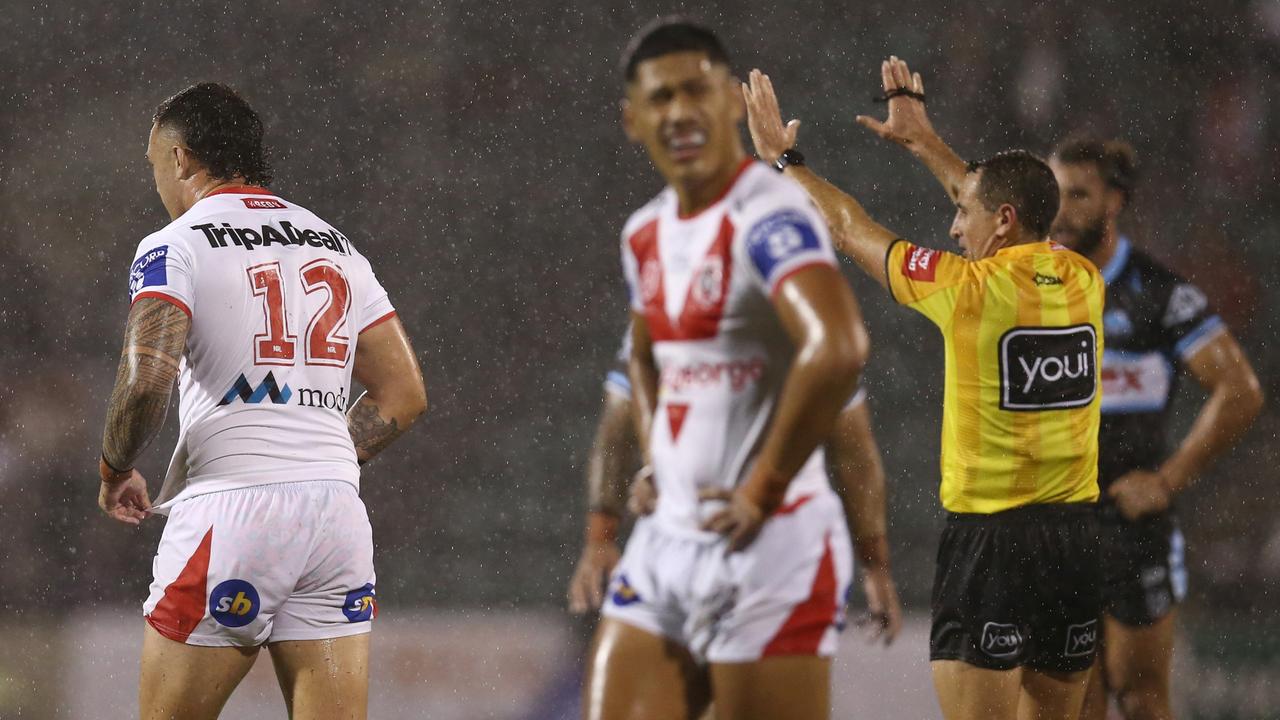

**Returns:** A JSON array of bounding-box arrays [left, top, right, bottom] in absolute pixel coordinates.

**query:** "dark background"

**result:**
[[2, 0, 1277, 676]]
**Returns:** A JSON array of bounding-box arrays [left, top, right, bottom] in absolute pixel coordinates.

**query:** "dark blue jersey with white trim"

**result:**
[[1097, 238, 1224, 493]]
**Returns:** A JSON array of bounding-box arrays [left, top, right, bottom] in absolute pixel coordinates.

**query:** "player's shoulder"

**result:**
[[621, 189, 668, 245], [727, 162, 816, 223], [1124, 244, 1186, 285], [1045, 241, 1102, 278]]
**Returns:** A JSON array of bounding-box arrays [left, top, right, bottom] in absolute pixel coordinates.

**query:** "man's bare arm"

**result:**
[[828, 399, 902, 644], [739, 266, 868, 513], [348, 317, 427, 464], [855, 57, 968, 203], [1163, 331, 1264, 492], [742, 70, 902, 289], [586, 392, 639, 517], [101, 298, 190, 471]]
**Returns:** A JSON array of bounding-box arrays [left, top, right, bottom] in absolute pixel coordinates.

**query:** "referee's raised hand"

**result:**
[[856, 56, 935, 150], [742, 69, 800, 166]]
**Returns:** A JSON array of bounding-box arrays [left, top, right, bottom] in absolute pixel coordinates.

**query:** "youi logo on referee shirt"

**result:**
[[999, 324, 1098, 411]]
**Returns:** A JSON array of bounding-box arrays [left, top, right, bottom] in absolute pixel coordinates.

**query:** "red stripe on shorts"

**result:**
[[146, 527, 214, 643], [762, 534, 837, 657]]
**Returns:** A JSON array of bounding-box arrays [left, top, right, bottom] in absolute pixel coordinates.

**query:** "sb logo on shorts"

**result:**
[[343, 584, 377, 622], [209, 579, 261, 628]]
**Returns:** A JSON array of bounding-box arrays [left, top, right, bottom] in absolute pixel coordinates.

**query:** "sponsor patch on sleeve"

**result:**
[[129, 245, 169, 300], [745, 210, 823, 284], [902, 245, 939, 282]]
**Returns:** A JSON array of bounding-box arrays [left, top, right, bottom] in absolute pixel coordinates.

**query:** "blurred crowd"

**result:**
[[0, 0, 1276, 639]]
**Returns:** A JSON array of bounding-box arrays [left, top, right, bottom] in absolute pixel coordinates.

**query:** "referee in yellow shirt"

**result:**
[[743, 59, 1103, 720]]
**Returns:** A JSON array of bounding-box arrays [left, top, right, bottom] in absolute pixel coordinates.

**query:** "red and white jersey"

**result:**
[[621, 160, 840, 536], [126, 187, 396, 512]]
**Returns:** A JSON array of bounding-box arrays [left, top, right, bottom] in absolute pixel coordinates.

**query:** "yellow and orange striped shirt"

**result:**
[[887, 240, 1104, 513]]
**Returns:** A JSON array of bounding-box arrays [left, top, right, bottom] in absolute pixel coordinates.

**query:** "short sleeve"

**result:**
[[621, 235, 644, 312], [885, 240, 969, 328], [1159, 279, 1224, 361], [604, 325, 633, 399], [129, 234, 194, 317], [742, 208, 837, 296], [357, 256, 396, 333]]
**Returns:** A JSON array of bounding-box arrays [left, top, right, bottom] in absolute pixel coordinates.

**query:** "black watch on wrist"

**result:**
[[774, 148, 805, 172]]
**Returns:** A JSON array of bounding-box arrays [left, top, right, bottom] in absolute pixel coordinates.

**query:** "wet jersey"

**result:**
[[1096, 237, 1224, 492], [620, 160, 841, 536], [126, 186, 396, 512], [886, 240, 1105, 514]]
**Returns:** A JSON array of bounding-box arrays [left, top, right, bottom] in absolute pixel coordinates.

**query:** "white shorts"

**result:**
[[143, 480, 376, 647], [602, 491, 853, 663]]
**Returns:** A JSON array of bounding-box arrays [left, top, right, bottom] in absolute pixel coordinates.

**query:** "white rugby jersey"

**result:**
[[621, 160, 841, 536], [126, 186, 395, 512]]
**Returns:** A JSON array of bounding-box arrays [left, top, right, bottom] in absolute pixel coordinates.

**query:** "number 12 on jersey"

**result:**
[[248, 259, 352, 368]]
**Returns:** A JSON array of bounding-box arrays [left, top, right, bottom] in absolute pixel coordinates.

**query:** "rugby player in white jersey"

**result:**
[[568, 331, 902, 646], [581, 20, 880, 720], [96, 83, 426, 720]]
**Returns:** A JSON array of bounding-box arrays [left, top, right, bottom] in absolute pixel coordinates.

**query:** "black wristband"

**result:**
[[774, 148, 805, 172], [101, 452, 131, 475]]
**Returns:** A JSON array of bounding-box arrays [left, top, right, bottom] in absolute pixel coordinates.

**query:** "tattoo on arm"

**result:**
[[101, 298, 189, 471], [347, 394, 403, 463]]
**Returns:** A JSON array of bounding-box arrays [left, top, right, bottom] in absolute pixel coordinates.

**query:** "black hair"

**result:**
[[1051, 136, 1138, 206], [965, 150, 1060, 238], [153, 83, 273, 186], [622, 17, 730, 82]]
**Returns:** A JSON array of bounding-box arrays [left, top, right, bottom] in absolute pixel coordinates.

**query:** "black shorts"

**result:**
[[1100, 507, 1186, 627], [930, 503, 1101, 672]]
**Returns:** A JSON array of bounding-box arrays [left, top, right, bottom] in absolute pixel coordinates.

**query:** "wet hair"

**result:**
[[622, 17, 730, 82], [1052, 136, 1137, 206], [965, 150, 1060, 238], [152, 83, 273, 186]]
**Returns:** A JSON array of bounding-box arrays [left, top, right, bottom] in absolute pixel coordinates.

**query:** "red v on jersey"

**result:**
[[629, 216, 734, 343], [667, 402, 690, 441]]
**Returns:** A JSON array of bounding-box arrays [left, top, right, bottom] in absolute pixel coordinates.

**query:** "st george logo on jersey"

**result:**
[[691, 257, 724, 308]]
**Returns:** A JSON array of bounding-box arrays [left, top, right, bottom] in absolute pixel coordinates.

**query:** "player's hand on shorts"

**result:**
[[568, 540, 622, 614], [855, 56, 935, 149], [1108, 470, 1173, 521], [856, 566, 903, 646], [98, 465, 152, 526], [699, 487, 765, 553], [742, 69, 800, 166], [627, 465, 658, 516]]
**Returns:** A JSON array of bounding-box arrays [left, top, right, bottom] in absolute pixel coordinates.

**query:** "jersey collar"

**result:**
[[203, 184, 277, 198], [1099, 235, 1132, 285], [994, 240, 1054, 259]]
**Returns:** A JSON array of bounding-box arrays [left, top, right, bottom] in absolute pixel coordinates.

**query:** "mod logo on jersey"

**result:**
[[128, 245, 169, 300], [980, 622, 1024, 658], [218, 372, 293, 406], [1064, 620, 1098, 657], [209, 579, 261, 628], [745, 210, 821, 282], [342, 584, 378, 622], [999, 325, 1097, 411]]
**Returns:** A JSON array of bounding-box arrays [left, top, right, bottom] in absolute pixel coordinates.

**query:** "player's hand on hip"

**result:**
[[627, 465, 658, 516], [1108, 470, 1173, 521], [856, 566, 903, 646], [98, 461, 152, 526], [742, 69, 800, 166], [699, 487, 765, 553], [855, 56, 935, 148], [568, 541, 622, 614]]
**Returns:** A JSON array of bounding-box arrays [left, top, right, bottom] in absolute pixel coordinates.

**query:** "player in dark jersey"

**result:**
[[567, 328, 902, 640], [1049, 138, 1264, 720]]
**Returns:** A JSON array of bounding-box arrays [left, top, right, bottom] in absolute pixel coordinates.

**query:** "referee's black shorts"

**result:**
[[930, 502, 1100, 673]]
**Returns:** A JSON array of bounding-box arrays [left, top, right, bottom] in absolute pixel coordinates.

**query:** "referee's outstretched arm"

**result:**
[[744, 69, 908, 288]]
